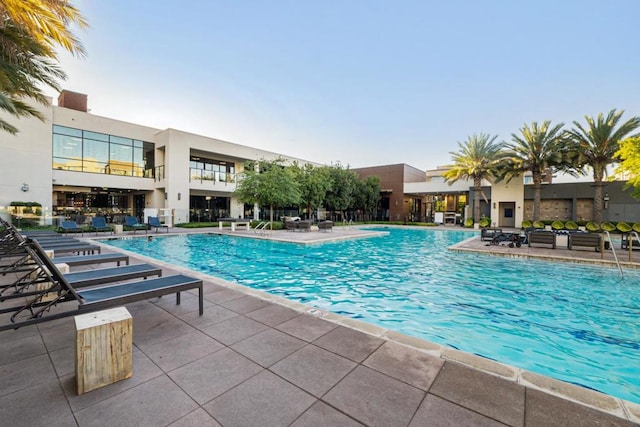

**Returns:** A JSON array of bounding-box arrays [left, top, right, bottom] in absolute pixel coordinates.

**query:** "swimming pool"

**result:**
[[103, 228, 640, 403]]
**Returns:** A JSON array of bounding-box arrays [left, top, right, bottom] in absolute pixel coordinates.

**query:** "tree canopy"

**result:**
[[500, 121, 566, 221], [615, 136, 640, 199], [444, 133, 506, 226], [234, 158, 301, 225], [0, 0, 87, 134], [564, 109, 640, 223]]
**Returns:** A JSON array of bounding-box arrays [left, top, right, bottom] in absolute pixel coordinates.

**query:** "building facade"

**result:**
[[0, 90, 311, 226]]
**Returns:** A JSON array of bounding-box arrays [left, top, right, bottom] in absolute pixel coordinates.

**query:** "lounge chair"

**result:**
[[0, 239, 203, 331], [527, 230, 556, 249], [148, 216, 169, 233], [124, 216, 147, 234], [318, 220, 333, 232], [90, 216, 113, 235], [481, 227, 502, 241], [52, 253, 129, 267], [1, 263, 162, 301], [59, 220, 84, 236]]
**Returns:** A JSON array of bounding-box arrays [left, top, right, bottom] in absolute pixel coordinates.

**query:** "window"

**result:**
[[52, 125, 154, 177]]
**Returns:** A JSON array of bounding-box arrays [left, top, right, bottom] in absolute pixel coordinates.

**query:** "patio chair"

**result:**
[[59, 220, 84, 236], [1, 262, 162, 302], [481, 227, 502, 241], [90, 216, 113, 235], [124, 216, 148, 234], [0, 239, 203, 331], [148, 216, 169, 233]]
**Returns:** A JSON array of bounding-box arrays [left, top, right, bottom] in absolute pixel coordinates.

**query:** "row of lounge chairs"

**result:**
[[284, 219, 333, 232], [59, 216, 169, 235], [484, 227, 606, 252], [0, 218, 202, 331]]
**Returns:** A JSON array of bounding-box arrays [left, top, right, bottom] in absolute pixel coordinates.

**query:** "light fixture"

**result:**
[[178, 193, 181, 201], [21, 183, 29, 192]]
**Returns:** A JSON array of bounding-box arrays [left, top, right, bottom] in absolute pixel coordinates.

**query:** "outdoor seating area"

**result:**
[[0, 218, 203, 331], [284, 218, 313, 232]]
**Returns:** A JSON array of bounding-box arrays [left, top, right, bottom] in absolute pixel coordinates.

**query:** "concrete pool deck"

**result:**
[[1, 225, 639, 426]]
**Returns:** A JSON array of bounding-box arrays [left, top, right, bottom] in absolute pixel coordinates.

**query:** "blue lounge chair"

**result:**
[[124, 216, 147, 234], [148, 216, 169, 233], [59, 220, 84, 236], [90, 216, 113, 235]]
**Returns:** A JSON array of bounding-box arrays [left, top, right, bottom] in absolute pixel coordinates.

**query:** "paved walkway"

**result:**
[[0, 225, 638, 426]]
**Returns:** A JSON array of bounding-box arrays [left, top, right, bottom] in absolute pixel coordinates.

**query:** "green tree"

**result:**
[[354, 176, 381, 221], [324, 165, 358, 221], [234, 158, 301, 227], [444, 133, 506, 227], [293, 163, 332, 220], [565, 109, 640, 223], [0, 0, 87, 134], [501, 121, 566, 221], [614, 136, 640, 199]]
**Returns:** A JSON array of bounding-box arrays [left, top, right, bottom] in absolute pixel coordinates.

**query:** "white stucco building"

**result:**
[[0, 90, 311, 226]]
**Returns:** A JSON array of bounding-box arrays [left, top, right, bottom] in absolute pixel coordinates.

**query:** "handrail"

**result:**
[[603, 231, 623, 278], [254, 221, 271, 235]]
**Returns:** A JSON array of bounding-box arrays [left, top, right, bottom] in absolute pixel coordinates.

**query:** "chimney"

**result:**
[[57, 90, 88, 112]]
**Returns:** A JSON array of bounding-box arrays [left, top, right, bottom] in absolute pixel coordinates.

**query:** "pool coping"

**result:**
[[89, 231, 640, 423]]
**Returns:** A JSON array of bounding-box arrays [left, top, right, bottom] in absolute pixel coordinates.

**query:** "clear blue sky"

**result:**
[[52, 0, 640, 170]]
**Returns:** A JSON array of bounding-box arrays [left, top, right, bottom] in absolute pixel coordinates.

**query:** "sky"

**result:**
[[51, 1, 640, 170]]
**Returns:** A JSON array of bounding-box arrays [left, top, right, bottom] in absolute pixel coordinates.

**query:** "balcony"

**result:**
[[189, 169, 238, 192]]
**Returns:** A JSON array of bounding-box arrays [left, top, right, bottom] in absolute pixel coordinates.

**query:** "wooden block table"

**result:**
[[75, 307, 133, 394]]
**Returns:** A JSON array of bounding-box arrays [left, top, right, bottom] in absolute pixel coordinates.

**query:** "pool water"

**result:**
[[103, 228, 640, 403]]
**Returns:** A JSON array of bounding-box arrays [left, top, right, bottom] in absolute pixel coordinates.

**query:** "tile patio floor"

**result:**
[[0, 225, 639, 426]]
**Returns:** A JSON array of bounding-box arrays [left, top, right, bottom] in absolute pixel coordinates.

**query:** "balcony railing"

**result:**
[[189, 168, 237, 185]]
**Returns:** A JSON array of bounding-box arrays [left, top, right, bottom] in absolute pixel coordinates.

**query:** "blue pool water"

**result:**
[[103, 228, 640, 403]]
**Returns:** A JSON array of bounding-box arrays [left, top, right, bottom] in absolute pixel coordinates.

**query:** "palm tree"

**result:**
[[501, 121, 565, 221], [0, 0, 87, 134], [444, 133, 506, 227], [565, 109, 640, 223]]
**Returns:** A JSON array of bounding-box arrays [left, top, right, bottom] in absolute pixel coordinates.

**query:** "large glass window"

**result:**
[[189, 156, 235, 183], [52, 125, 154, 177]]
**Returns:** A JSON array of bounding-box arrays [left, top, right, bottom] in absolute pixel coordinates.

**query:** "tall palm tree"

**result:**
[[565, 109, 640, 223], [501, 121, 565, 221], [0, 0, 87, 134], [444, 133, 506, 227]]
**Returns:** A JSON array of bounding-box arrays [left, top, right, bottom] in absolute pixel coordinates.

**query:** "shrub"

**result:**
[[585, 221, 600, 232], [633, 223, 640, 233], [533, 220, 545, 229], [479, 217, 491, 227], [616, 222, 632, 233], [564, 221, 578, 230], [464, 218, 474, 228], [521, 220, 532, 228], [551, 221, 564, 230], [600, 222, 616, 232]]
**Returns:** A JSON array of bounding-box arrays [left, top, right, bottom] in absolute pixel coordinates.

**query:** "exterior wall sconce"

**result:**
[[178, 193, 181, 201], [603, 192, 609, 210], [492, 202, 496, 209], [21, 183, 29, 192]]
